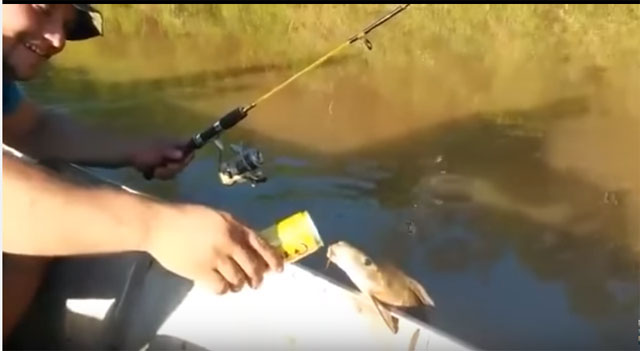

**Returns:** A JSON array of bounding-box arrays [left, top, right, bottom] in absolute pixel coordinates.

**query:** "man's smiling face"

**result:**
[[2, 4, 76, 80]]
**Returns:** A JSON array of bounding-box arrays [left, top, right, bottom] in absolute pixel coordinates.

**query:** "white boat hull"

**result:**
[[64, 261, 476, 351]]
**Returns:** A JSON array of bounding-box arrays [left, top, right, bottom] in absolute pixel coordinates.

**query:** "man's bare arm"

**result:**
[[2, 152, 283, 291], [2, 152, 158, 255], [3, 98, 192, 178], [4, 99, 137, 167]]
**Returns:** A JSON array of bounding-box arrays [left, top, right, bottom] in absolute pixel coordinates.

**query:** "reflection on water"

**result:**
[[21, 34, 639, 350]]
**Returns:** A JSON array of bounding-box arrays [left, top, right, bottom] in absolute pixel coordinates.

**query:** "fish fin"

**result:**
[[406, 277, 435, 307], [408, 328, 420, 351], [370, 295, 399, 334]]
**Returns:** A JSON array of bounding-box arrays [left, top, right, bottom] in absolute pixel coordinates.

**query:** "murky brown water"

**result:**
[[24, 35, 639, 350]]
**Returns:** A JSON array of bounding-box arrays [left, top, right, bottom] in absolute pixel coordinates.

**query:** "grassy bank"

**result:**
[[51, 4, 639, 116], [90, 4, 639, 67]]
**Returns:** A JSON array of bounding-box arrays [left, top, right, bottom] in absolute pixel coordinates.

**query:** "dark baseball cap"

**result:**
[[67, 4, 103, 41]]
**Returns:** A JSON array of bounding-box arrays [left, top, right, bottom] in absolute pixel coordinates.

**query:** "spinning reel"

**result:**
[[213, 138, 267, 187]]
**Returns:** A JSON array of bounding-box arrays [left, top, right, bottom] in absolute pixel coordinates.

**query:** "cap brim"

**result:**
[[67, 4, 103, 41]]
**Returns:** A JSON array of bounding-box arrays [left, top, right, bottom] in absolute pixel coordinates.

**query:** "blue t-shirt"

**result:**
[[3, 79, 24, 116]]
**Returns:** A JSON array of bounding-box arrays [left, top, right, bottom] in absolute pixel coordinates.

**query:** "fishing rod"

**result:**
[[145, 4, 411, 185]]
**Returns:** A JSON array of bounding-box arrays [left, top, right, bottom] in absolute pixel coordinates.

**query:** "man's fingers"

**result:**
[[148, 145, 195, 179], [184, 152, 195, 165], [153, 168, 174, 180], [164, 150, 195, 165], [217, 257, 247, 291], [163, 162, 183, 175], [232, 246, 266, 289], [153, 161, 188, 180], [246, 229, 284, 272], [163, 148, 184, 160], [199, 270, 229, 295]]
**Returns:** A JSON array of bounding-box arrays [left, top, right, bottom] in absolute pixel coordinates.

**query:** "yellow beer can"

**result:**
[[260, 211, 324, 263]]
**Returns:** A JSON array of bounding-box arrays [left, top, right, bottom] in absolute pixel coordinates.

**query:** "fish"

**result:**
[[326, 241, 435, 334]]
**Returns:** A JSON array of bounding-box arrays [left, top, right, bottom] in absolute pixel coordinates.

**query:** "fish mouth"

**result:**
[[327, 242, 342, 259], [324, 257, 332, 270], [325, 241, 352, 269], [325, 246, 334, 270]]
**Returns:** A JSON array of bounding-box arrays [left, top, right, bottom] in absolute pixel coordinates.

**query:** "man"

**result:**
[[2, 4, 284, 341]]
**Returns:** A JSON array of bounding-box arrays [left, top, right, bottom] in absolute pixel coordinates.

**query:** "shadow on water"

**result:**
[[312, 97, 638, 350], [20, 64, 639, 350]]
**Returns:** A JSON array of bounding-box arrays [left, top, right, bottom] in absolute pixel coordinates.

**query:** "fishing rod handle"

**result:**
[[143, 106, 248, 180], [189, 106, 249, 150]]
